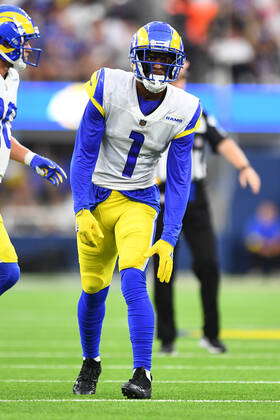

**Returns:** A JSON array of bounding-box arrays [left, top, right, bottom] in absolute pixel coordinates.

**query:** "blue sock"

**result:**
[[0, 262, 20, 296], [121, 268, 154, 371], [78, 286, 109, 358]]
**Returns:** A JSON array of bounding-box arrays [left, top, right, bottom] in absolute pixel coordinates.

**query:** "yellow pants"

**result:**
[[0, 214, 18, 262], [77, 191, 157, 294]]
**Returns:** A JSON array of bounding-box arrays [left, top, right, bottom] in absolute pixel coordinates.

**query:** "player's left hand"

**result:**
[[144, 239, 174, 283], [30, 154, 67, 186], [239, 166, 261, 194]]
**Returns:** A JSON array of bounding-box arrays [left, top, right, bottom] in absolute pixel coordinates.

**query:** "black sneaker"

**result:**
[[159, 342, 177, 356], [199, 337, 227, 354], [121, 367, 152, 399], [73, 358, 101, 395]]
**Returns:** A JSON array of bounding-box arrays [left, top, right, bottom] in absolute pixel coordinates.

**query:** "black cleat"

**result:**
[[199, 337, 227, 354], [73, 358, 101, 395], [159, 342, 177, 356], [122, 367, 152, 399]]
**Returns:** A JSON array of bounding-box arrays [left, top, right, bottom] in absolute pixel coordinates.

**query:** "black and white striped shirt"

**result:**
[[192, 110, 228, 181]]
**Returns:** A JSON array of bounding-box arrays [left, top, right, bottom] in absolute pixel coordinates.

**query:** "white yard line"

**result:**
[[0, 343, 79, 349], [105, 380, 280, 384], [218, 343, 280, 349], [0, 379, 280, 384], [0, 352, 280, 359], [0, 364, 279, 370], [0, 342, 279, 351], [0, 399, 279, 403]]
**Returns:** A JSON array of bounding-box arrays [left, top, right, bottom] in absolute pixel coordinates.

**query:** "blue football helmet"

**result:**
[[129, 21, 185, 93], [0, 5, 41, 71]]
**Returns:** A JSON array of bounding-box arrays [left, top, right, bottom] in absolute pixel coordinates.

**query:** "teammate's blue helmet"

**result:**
[[0, 5, 41, 71], [129, 21, 185, 93]]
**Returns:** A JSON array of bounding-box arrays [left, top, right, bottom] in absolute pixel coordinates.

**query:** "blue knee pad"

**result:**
[[121, 268, 154, 371], [0, 262, 20, 296]]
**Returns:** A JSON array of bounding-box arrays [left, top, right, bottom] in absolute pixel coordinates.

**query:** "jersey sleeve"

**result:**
[[84, 68, 106, 117], [161, 132, 194, 246], [203, 110, 228, 153], [70, 100, 105, 213], [173, 101, 202, 139]]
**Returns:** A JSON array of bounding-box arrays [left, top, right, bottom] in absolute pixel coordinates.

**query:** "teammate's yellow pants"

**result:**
[[77, 191, 157, 294], [0, 214, 18, 262]]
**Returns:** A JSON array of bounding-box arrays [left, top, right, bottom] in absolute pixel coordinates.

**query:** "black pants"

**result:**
[[153, 180, 220, 344]]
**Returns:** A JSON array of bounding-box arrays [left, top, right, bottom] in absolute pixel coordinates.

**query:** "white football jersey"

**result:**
[[0, 68, 19, 182], [87, 68, 200, 190]]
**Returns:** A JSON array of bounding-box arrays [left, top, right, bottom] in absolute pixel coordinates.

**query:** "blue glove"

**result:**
[[29, 154, 67, 186]]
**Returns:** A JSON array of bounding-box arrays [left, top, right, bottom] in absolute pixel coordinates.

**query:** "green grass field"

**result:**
[[0, 273, 280, 419]]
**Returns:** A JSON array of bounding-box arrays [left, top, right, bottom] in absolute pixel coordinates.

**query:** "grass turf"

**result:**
[[0, 273, 279, 419]]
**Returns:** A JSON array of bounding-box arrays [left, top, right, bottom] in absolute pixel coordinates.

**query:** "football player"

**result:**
[[0, 5, 67, 296], [70, 21, 201, 399]]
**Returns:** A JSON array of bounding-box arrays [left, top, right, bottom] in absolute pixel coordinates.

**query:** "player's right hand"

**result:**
[[75, 209, 104, 246]]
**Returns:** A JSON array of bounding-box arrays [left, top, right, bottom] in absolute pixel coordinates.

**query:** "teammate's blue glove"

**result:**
[[26, 152, 67, 186]]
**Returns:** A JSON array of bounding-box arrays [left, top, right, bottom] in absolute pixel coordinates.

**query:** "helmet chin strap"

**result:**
[[13, 58, 26, 71], [0, 52, 26, 71], [142, 74, 167, 93]]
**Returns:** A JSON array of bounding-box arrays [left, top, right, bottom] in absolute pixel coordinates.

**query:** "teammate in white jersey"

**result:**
[[0, 5, 66, 296], [70, 21, 201, 399]]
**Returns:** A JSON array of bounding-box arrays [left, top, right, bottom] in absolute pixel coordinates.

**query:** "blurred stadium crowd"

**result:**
[[2, 0, 280, 272], [18, 0, 280, 84]]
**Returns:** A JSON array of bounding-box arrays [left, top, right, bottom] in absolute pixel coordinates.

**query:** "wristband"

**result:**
[[24, 151, 36, 166]]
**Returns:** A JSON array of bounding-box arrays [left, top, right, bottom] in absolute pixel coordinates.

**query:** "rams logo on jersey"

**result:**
[[165, 116, 183, 123]]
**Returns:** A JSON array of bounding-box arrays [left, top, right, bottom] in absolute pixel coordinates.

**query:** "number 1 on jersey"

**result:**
[[122, 131, 145, 178]]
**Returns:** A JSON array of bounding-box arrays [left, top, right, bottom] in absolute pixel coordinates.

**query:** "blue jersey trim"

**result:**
[[138, 95, 162, 116], [89, 184, 161, 214], [0, 98, 4, 120], [2, 123, 11, 148]]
